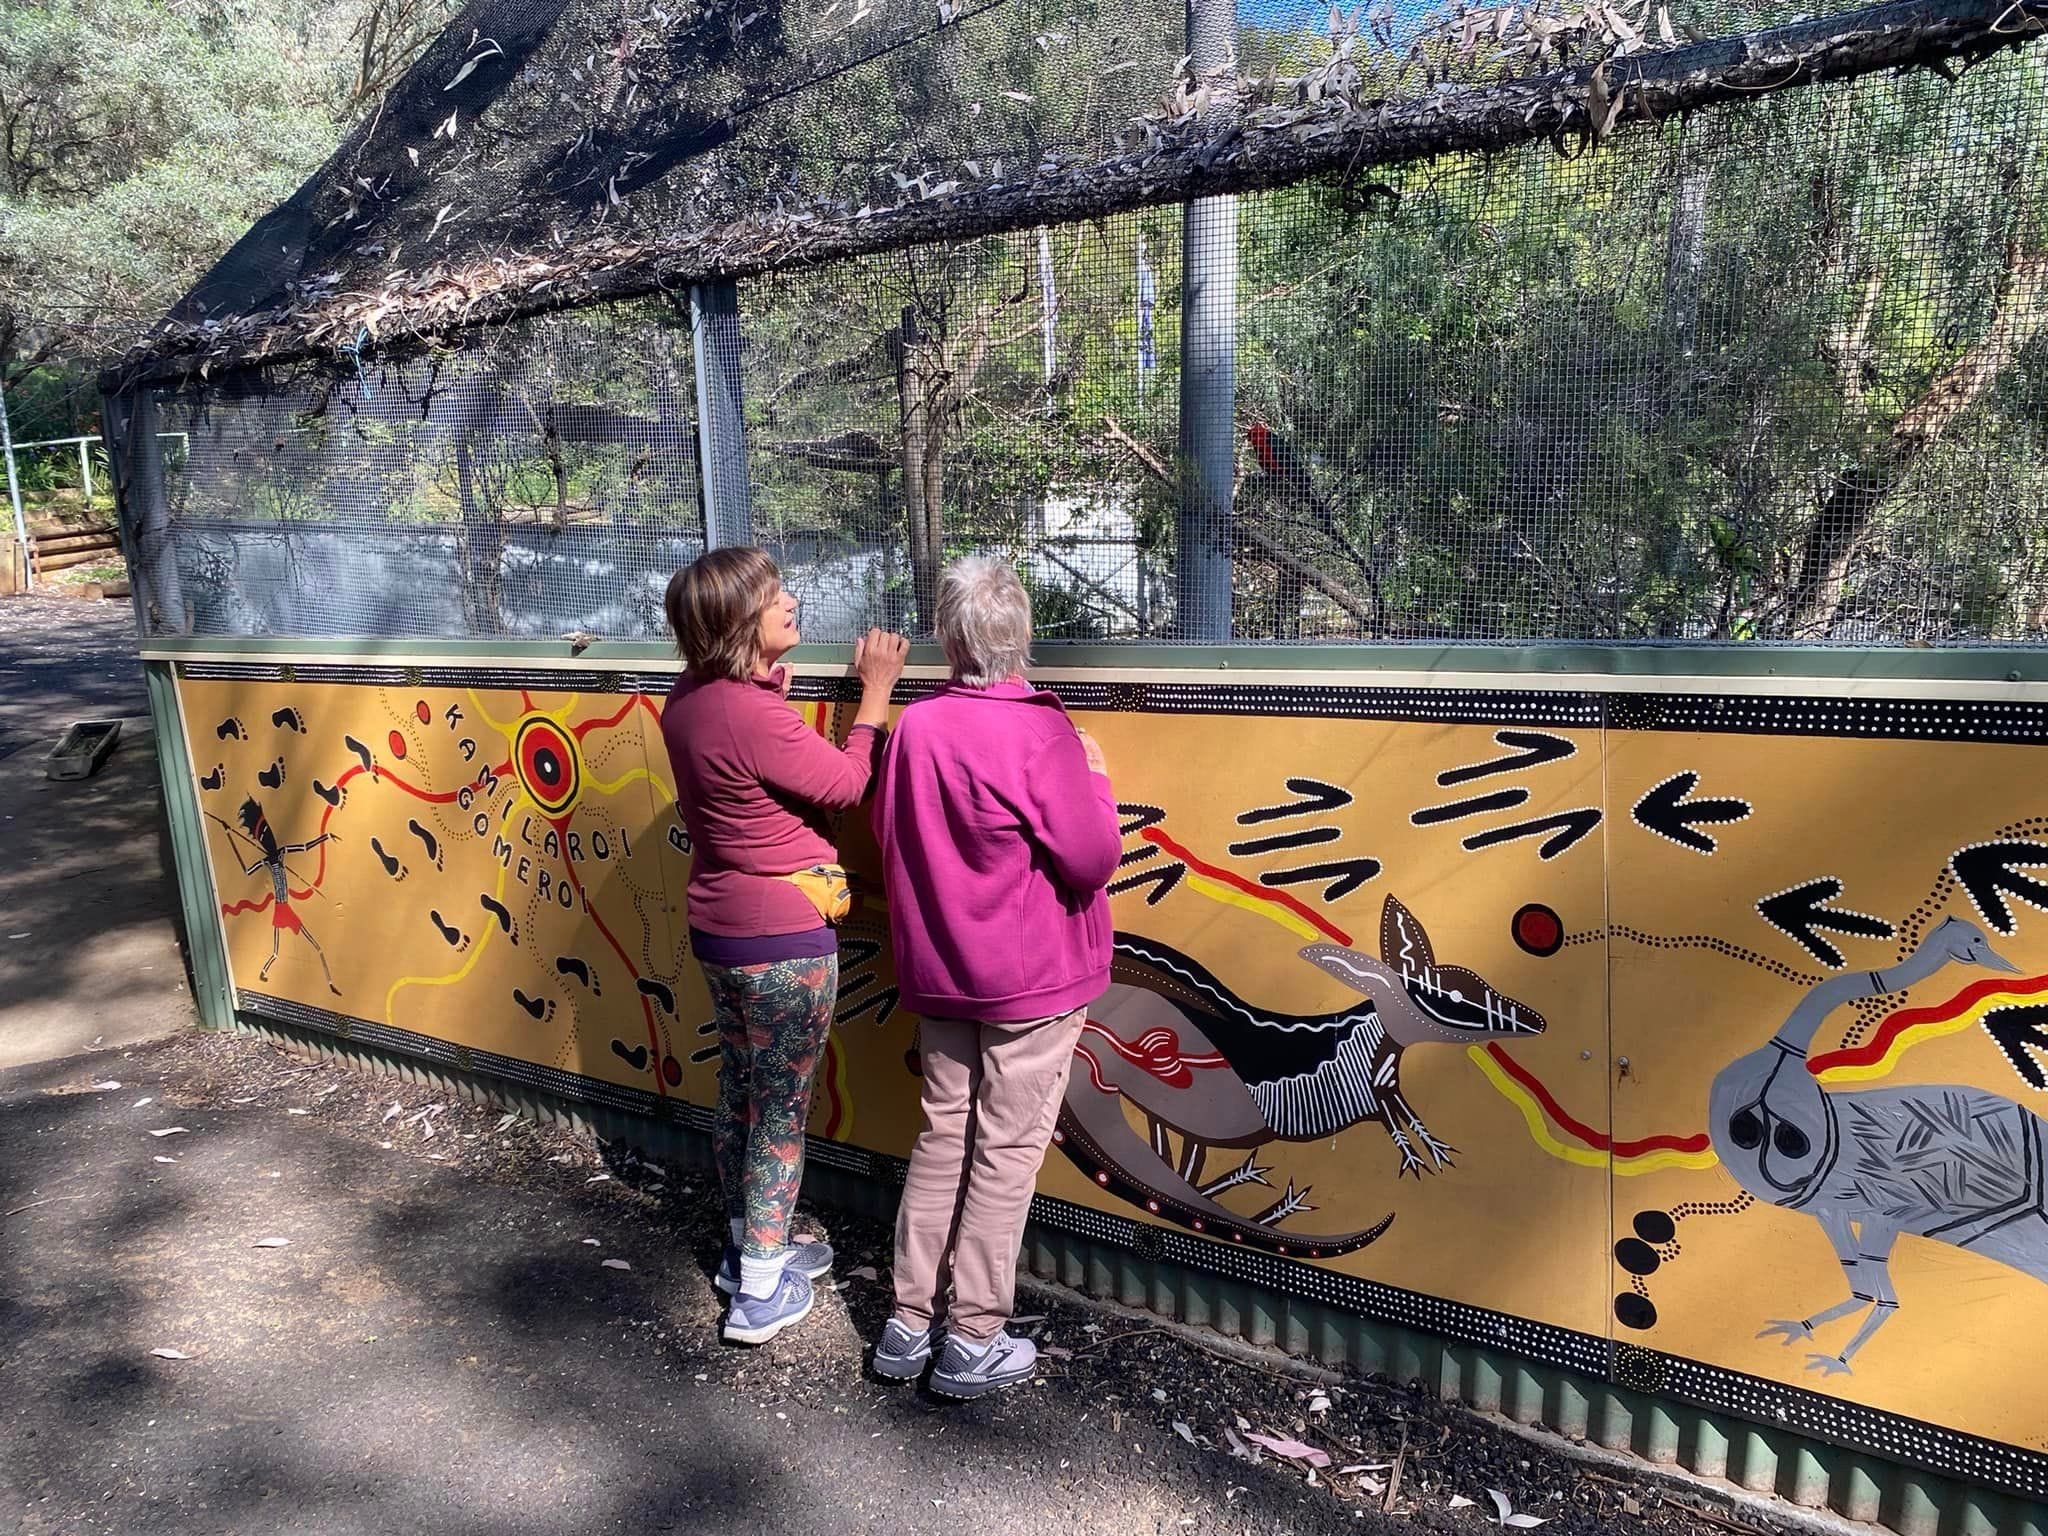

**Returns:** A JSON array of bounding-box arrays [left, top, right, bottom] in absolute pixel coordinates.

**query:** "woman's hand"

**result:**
[[854, 629, 909, 690], [851, 628, 909, 729], [1077, 727, 1108, 777]]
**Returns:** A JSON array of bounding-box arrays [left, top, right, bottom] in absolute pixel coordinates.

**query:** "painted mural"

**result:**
[[170, 666, 2048, 1485]]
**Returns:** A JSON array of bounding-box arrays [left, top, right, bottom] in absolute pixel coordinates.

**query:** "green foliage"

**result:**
[[0, 0, 456, 396]]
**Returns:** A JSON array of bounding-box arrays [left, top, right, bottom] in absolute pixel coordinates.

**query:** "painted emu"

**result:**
[[1709, 915, 2048, 1375], [1055, 896, 1545, 1256]]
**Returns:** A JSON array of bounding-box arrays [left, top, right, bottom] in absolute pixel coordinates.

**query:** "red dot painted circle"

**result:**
[[414, 700, 432, 725], [1512, 902, 1564, 958], [387, 730, 408, 760], [513, 715, 581, 817], [661, 1054, 682, 1088]]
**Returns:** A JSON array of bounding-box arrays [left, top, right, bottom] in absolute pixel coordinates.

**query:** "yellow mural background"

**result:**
[[174, 673, 2048, 1459]]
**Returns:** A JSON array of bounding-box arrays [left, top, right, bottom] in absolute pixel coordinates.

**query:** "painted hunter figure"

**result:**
[[210, 796, 341, 994]]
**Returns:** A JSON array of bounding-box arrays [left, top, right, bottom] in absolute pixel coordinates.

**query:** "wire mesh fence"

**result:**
[[123, 1, 2048, 647], [151, 301, 704, 639]]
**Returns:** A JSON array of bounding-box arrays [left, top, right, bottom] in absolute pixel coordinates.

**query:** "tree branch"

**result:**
[[1102, 415, 1378, 629], [125, 0, 2048, 384], [1781, 241, 2048, 636]]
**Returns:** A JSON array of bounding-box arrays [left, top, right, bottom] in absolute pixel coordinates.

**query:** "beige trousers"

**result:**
[[891, 1007, 1087, 1342]]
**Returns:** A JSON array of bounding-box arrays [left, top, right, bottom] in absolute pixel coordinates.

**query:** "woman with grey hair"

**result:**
[[868, 556, 1122, 1397]]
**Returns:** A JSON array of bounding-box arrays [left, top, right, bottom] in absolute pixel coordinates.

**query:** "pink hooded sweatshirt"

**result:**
[[871, 680, 1121, 1022]]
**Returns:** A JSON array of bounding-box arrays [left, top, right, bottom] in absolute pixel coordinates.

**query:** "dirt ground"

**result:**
[[0, 1024, 1800, 1536], [0, 590, 192, 1067]]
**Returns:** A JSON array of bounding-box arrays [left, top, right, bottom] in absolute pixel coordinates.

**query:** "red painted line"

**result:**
[[221, 895, 276, 917], [638, 694, 663, 727], [1485, 1043, 1710, 1157], [1808, 972, 2048, 1075], [520, 691, 536, 712], [575, 697, 639, 739], [377, 761, 509, 807], [1140, 826, 1352, 946]]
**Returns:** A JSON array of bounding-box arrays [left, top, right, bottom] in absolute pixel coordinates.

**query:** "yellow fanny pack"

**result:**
[[778, 863, 852, 925]]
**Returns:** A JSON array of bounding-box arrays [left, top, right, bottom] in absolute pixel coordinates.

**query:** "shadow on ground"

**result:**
[[0, 1031, 1749, 1536]]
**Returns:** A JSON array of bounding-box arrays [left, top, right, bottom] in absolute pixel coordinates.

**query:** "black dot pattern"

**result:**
[[1671, 1193, 1755, 1223], [1564, 926, 1823, 986]]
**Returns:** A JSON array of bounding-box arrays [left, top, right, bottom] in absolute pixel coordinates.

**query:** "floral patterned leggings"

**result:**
[[701, 954, 837, 1261]]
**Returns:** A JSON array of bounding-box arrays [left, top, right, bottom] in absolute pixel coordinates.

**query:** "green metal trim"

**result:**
[[146, 662, 232, 1030], [229, 1005, 2048, 1536], [138, 631, 2048, 683]]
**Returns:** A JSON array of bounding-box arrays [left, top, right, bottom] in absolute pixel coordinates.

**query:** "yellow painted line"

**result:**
[[1466, 1047, 1718, 1176], [385, 790, 530, 1024], [583, 765, 661, 798], [466, 689, 523, 736], [1180, 870, 1324, 943], [1814, 1000, 2004, 1085]]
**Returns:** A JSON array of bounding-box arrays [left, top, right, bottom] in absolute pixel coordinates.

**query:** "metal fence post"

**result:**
[[0, 374, 30, 592], [690, 280, 754, 549], [79, 437, 94, 507], [1174, 0, 1238, 641]]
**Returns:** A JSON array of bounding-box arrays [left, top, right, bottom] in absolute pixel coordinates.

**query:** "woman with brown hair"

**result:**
[[660, 546, 907, 1344]]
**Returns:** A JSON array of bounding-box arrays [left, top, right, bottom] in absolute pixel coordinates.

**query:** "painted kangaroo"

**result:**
[[1711, 915, 2048, 1376], [1056, 896, 1545, 1256]]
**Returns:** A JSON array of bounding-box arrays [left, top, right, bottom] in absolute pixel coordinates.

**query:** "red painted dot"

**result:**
[[1512, 902, 1564, 957], [415, 700, 432, 725], [387, 730, 408, 759], [661, 1054, 682, 1087], [1146, 1200, 1160, 1213], [1096, 1172, 1110, 1186]]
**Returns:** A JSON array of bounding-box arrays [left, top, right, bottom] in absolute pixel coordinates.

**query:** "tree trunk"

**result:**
[[454, 433, 505, 635], [895, 315, 944, 625], [1783, 245, 2048, 637]]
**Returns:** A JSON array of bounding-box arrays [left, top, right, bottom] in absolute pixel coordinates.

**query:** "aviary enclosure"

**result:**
[[101, 0, 2048, 1528]]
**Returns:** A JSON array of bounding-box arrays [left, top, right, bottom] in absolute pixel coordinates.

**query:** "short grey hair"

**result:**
[[935, 556, 1033, 687]]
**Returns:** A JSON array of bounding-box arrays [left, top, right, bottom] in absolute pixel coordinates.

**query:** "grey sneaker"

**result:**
[[716, 1238, 834, 1296], [871, 1318, 934, 1382], [927, 1329, 1038, 1400], [721, 1269, 814, 1346]]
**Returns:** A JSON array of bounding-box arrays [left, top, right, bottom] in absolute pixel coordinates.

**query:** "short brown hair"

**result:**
[[665, 546, 779, 681]]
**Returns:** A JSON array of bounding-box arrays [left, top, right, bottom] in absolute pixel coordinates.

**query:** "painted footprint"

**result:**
[[271, 707, 307, 734], [343, 734, 378, 780], [216, 717, 246, 741], [556, 956, 600, 994], [199, 763, 225, 791], [313, 778, 346, 808], [430, 910, 470, 951], [257, 757, 286, 789], [610, 1039, 651, 1072], [635, 977, 676, 1015], [479, 893, 517, 943], [370, 837, 408, 882], [512, 989, 555, 1023], [406, 819, 443, 870]]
